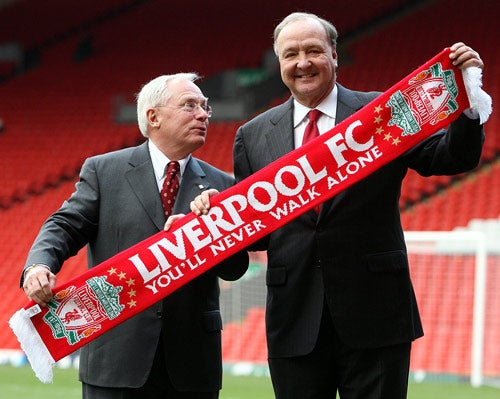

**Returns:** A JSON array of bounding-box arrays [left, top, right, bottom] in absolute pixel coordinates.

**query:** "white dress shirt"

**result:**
[[293, 85, 338, 149], [148, 140, 189, 191]]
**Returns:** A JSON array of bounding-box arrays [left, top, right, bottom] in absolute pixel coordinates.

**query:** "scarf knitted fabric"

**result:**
[[9, 48, 491, 383]]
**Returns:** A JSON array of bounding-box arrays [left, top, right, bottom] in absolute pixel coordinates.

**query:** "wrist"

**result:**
[[463, 108, 479, 120], [24, 264, 50, 280]]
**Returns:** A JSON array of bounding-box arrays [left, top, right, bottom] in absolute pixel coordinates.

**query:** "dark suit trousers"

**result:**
[[268, 301, 411, 399], [82, 339, 219, 399]]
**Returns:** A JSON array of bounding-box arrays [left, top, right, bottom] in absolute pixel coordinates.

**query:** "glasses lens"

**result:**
[[181, 102, 212, 117], [184, 102, 197, 112]]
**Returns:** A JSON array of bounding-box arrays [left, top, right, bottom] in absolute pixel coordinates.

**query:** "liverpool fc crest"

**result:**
[[386, 62, 460, 136], [43, 276, 124, 345]]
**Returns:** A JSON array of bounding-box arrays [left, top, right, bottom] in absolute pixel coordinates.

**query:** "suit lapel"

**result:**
[[336, 84, 363, 124], [125, 142, 165, 231], [335, 84, 364, 125], [265, 98, 295, 161], [173, 157, 211, 215]]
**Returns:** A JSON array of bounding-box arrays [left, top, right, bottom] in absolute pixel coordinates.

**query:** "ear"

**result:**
[[147, 108, 160, 128], [331, 47, 338, 67]]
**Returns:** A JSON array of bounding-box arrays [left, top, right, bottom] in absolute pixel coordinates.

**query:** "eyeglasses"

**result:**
[[158, 101, 212, 117]]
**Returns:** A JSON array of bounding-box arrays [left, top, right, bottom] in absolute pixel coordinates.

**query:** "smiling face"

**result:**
[[275, 17, 338, 108], [147, 78, 209, 160]]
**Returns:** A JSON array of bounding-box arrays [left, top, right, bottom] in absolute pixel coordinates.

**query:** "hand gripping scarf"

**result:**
[[9, 48, 492, 383]]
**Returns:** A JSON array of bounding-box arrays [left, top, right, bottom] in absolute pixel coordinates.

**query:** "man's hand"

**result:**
[[190, 189, 219, 216], [449, 42, 483, 70], [22, 265, 56, 306], [163, 188, 220, 232], [164, 214, 185, 231]]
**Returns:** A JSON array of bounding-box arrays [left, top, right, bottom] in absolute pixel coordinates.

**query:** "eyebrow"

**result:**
[[178, 95, 209, 104]]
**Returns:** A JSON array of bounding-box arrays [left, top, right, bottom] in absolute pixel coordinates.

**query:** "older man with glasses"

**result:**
[[21, 72, 249, 399]]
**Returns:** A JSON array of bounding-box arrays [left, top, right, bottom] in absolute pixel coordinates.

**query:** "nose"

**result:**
[[194, 107, 210, 122], [194, 104, 212, 118], [296, 52, 311, 69], [195, 108, 208, 118]]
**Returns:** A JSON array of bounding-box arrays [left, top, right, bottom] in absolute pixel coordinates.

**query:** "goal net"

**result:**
[[220, 231, 500, 387]]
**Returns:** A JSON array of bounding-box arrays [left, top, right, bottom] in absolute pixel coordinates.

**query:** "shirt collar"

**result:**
[[293, 84, 338, 128], [148, 140, 189, 184]]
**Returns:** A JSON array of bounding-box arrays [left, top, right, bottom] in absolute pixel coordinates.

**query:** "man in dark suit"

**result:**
[[190, 12, 486, 399], [21, 73, 249, 399]]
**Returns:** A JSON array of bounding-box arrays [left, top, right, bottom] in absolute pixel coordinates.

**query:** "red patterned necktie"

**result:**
[[302, 109, 322, 213], [160, 161, 180, 218]]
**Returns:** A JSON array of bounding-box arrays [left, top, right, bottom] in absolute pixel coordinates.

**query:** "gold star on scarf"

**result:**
[[127, 300, 137, 308]]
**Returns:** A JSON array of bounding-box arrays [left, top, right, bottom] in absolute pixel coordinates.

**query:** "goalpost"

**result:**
[[404, 231, 490, 387], [220, 230, 500, 387]]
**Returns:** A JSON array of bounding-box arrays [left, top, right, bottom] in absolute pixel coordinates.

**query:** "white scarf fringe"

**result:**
[[462, 66, 493, 124], [8, 309, 55, 384]]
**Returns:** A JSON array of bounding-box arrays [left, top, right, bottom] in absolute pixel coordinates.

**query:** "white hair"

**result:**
[[136, 72, 200, 137]]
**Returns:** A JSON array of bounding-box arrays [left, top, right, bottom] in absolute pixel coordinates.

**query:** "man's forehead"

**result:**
[[277, 22, 327, 49], [176, 91, 208, 103], [169, 81, 206, 101]]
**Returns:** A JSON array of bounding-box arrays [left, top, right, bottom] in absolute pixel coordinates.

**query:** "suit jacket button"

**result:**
[[156, 310, 163, 319]]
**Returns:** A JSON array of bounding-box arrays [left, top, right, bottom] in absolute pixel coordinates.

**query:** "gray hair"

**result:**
[[136, 72, 200, 137], [273, 12, 338, 56]]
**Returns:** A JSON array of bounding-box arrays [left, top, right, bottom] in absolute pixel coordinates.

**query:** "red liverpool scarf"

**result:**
[[9, 48, 491, 383]]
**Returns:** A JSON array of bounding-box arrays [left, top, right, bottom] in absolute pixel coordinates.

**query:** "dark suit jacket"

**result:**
[[233, 84, 484, 358], [25, 141, 249, 390]]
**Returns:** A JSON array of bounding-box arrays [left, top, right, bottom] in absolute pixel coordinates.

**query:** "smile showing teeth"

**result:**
[[299, 74, 315, 78]]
